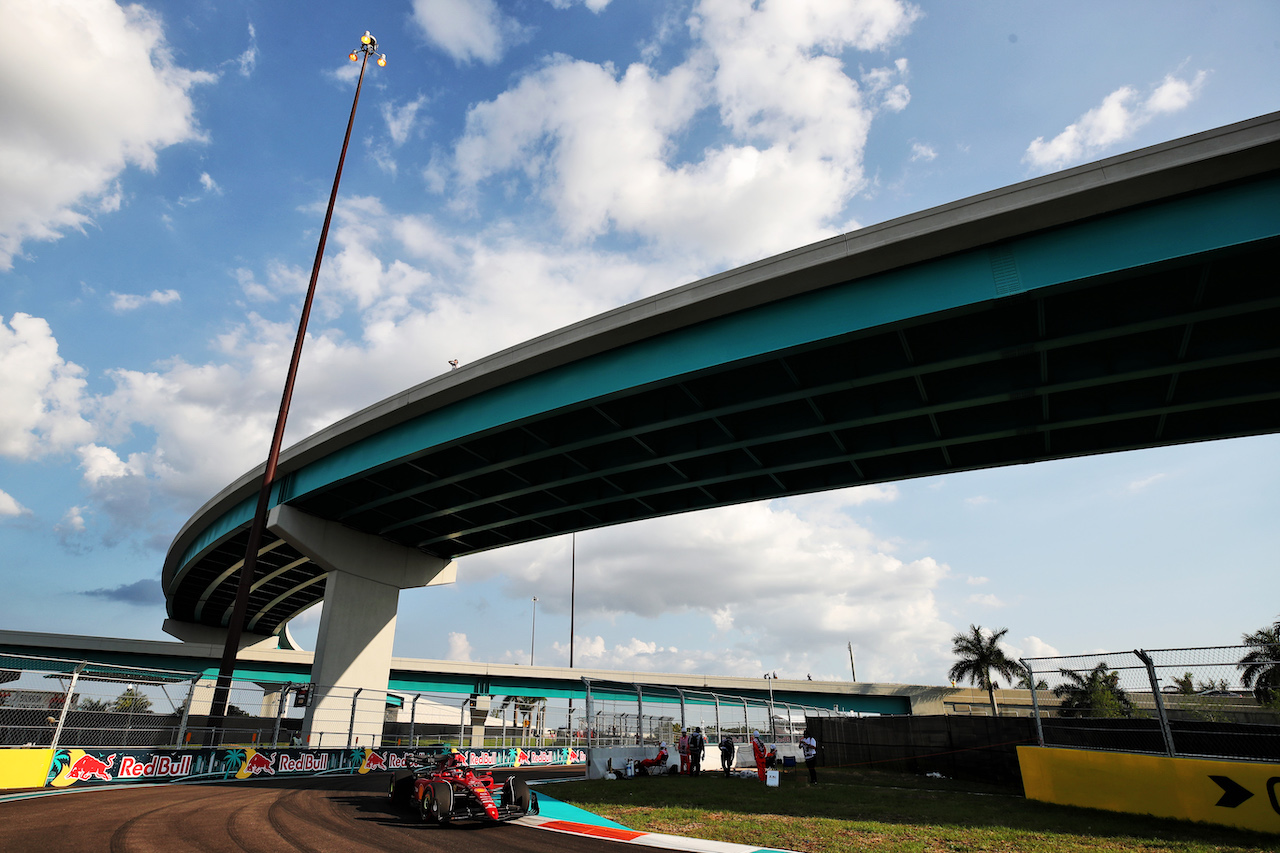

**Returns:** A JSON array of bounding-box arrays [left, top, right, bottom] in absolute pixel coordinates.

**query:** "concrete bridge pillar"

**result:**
[[266, 505, 456, 748]]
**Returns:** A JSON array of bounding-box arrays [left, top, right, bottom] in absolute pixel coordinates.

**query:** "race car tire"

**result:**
[[430, 780, 454, 825], [416, 785, 436, 823], [502, 776, 532, 814], [389, 770, 412, 806]]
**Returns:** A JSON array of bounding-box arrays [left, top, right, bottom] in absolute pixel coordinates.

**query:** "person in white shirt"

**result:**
[[800, 728, 819, 784]]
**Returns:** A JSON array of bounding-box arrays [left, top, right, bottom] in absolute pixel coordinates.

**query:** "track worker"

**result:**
[[750, 730, 767, 781], [719, 733, 735, 777], [678, 728, 690, 775], [689, 727, 705, 776], [800, 728, 819, 784], [637, 741, 669, 775]]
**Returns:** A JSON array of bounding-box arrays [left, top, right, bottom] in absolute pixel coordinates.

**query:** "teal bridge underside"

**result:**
[[163, 114, 1280, 640]]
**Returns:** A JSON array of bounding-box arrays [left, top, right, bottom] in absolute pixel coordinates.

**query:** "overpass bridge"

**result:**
[[161, 113, 1280, 744], [0, 630, 941, 721]]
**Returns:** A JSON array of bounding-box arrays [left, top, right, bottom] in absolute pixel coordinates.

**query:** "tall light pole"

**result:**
[[569, 533, 576, 669], [207, 31, 387, 731], [529, 597, 538, 666]]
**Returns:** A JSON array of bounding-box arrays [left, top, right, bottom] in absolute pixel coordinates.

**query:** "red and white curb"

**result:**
[[520, 815, 802, 853]]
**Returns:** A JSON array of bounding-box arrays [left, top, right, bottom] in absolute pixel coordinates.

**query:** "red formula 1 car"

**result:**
[[388, 751, 538, 825]]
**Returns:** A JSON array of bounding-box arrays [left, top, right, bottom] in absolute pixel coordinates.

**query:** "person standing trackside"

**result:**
[[678, 728, 690, 775], [750, 730, 767, 781], [719, 733, 735, 777], [689, 727, 705, 775], [800, 728, 819, 784]]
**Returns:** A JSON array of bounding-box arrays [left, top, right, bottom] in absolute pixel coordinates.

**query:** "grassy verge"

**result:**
[[549, 767, 1278, 852]]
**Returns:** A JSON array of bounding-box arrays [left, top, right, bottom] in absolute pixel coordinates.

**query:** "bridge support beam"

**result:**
[[266, 505, 456, 748]]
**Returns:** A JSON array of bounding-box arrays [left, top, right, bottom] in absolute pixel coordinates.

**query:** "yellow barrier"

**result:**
[[0, 750, 53, 790], [1018, 746, 1279, 834]]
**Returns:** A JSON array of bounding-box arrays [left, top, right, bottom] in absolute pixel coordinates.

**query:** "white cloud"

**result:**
[[910, 142, 937, 162], [447, 632, 474, 661], [1010, 635, 1061, 661], [453, 0, 921, 266], [1023, 70, 1207, 172], [0, 313, 94, 459], [1126, 473, 1165, 493], [0, 488, 28, 518], [110, 289, 181, 312], [233, 22, 258, 77], [0, 0, 215, 269], [382, 95, 429, 147], [199, 173, 221, 195], [545, 0, 612, 12], [462, 491, 952, 682], [966, 593, 1004, 608], [965, 576, 989, 586], [964, 495, 992, 507], [410, 0, 529, 66]]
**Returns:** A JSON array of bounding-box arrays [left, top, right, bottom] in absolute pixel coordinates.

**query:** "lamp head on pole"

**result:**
[[350, 31, 387, 66]]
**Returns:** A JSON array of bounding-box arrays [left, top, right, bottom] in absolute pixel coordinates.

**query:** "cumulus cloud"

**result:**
[[410, 0, 529, 65], [82, 578, 163, 605], [545, 0, 612, 12], [1023, 70, 1208, 172], [1126, 473, 1165, 493], [447, 631, 474, 661], [910, 142, 937, 162], [453, 0, 920, 266], [0, 313, 94, 459], [0, 488, 29, 518], [233, 22, 258, 77], [0, 0, 215, 269], [462, 490, 953, 682], [110, 289, 181, 312]]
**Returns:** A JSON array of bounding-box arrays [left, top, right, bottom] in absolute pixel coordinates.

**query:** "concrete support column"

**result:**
[[301, 569, 399, 747], [267, 505, 456, 749], [468, 694, 491, 748]]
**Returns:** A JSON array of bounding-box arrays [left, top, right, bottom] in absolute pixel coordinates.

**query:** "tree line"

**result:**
[[948, 616, 1280, 717]]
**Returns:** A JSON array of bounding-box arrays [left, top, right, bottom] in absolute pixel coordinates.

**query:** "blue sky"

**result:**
[[1, 0, 1277, 686]]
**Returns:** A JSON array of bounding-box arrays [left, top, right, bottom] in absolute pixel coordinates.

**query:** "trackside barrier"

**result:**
[[0, 745, 586, 791]]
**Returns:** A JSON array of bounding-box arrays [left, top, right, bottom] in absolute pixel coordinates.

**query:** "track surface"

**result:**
[[0, 769, 618, 853]]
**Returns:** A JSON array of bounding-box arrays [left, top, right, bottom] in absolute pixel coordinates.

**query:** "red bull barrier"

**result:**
[[9, 745, 586, 791]]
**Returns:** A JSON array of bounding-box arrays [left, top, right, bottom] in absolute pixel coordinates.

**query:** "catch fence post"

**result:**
[[634, 684, 643, 744], [410, 695, 419, 748], [51, 662, 85, 751], [176, 675, 196, 749], [675, 687, 686, 731], [347, 688, 362, 751], [1020, 660, 1044, 748], [1135, 649, 1176, 757], [582, 678, 593, 751], [272, 682, 291, 747]]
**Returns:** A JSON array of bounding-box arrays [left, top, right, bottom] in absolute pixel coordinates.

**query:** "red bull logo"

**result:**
[[277, 753, 329, 773], [117, 754, 193, 779], [243, 752, 275, 776], [66, 753, 116, 782]]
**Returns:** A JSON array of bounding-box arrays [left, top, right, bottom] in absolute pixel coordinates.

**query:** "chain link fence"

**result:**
[[1020, 645, 1280, 762], [2, 653, 847, 757], [580, 678, 840, 750]]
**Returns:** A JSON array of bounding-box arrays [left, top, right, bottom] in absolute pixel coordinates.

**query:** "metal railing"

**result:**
[[1020, 645, 1280, 762], [2, 653, 845, 754]]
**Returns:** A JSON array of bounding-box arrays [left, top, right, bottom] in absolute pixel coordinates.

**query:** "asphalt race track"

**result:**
[[0, 769, 618, 853]]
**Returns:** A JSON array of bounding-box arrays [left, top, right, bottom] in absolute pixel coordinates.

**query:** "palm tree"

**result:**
[[1238, 617, 1280, 705], [1053, 662, 1134, 718], [948, 625, 1019, 716], [1014, 671, 1048, 691], [498, 695, 547, 743]]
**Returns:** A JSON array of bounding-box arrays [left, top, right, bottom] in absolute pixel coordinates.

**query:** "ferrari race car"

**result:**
[[388, 751, 539, 825]]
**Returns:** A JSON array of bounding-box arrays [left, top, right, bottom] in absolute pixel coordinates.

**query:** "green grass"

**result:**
[[549, 767, 1279, 852]]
